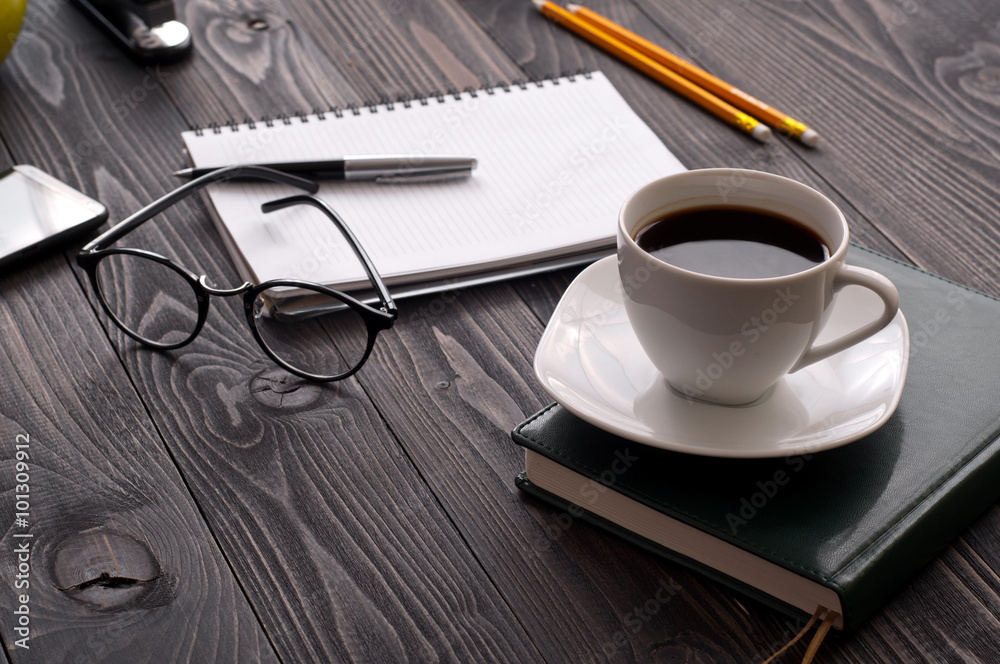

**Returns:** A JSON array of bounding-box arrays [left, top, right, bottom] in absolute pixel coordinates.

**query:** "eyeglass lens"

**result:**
[[95, 251, 373, 378], [95, 252, 200, 347], [251, 286, 371, 379]]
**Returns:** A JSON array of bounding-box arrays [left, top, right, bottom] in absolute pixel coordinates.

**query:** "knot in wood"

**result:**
[[53, 531, 173, 611], [250, 367, 322, 408]]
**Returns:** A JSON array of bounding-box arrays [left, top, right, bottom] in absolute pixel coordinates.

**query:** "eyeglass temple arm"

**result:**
[[261, 194, 397, 314], [80, 166, 319, 253]]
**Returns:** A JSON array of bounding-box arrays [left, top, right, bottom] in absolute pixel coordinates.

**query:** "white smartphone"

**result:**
[[0, 165, 108, 270]]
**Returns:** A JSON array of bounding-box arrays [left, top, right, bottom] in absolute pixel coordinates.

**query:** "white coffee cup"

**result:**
[[617, 169, 899, 406]]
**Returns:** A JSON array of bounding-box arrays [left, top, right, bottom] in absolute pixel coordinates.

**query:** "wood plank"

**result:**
[[165, 0, 524, 133], [352, 271, 1000, 664], [4, 0, 996, 662], [622, 0, 1000, 296], [462, 0, 1000, 294], [454, 0, 910, 324], [158, 0, 812, 659], [0, 261, 277, 663], [593, 6, 1000, 655], [166, 0, 358, 130], [280, 0, 523, 99], [4, 3, 541, 662], [0, 18, 276, 660], [348, 275, 881, 662], [508, 265, 587, 328], [448, 1, 1000, 661], [259, 2, 843, 660], [1, 135, 17, 664], [804, 0, 1000, 159], [276, 2, 1000, 662], [51, 1, 546, 661], [845, 550, 1000, 662]]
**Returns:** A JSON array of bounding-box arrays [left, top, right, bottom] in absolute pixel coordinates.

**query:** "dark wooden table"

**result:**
[[2, 0, 1000, 662]]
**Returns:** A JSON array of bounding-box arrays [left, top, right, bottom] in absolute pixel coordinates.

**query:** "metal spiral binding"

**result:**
[[187, 70, 592, 135]]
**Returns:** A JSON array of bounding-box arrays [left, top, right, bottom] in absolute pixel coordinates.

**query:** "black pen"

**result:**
[[173, 155, 478, 183]]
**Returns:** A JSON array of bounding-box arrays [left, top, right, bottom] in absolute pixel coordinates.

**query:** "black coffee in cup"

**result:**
[[635, 205, 830, 279]]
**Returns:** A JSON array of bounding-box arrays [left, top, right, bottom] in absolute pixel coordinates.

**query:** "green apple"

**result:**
[[0, 0, 28, 66]]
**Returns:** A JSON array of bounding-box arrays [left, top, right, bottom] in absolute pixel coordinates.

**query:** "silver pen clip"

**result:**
[[375, 169, 476, 184]]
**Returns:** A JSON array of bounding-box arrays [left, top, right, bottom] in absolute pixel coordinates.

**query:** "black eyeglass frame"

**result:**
[[76, 166, 398, 382]]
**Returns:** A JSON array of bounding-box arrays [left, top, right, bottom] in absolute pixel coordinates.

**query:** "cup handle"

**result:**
[[790, 265, 900, 372]]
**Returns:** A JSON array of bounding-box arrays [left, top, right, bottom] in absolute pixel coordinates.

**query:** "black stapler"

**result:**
[[71, 0, 193, 63]]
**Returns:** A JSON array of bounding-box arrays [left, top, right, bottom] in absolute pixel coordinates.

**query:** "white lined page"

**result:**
[[181, 72, 686, 291]]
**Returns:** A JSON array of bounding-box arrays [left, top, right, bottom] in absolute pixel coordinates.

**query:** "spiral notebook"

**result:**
[[180, 71, 685, 298]]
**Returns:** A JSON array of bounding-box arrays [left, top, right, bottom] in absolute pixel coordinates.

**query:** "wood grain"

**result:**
[[463, 0, 1000, 295], [43, 1, 547, 662], [0, 214, 275, 662], [166, 0, 359, 130], [0, 6, 281, 664], [453, 1, 1000, 661], [267, 4, 859, 660], [621, 0, 1000, 296], [456, 0, 908, 325], [278, 0, 523, 100], [3, 0, 1000, 661], [805, 0, 1000, 157], [160, 2, 826, 658], [347, 276, 870, 663], [380, 279, 1000, 664]]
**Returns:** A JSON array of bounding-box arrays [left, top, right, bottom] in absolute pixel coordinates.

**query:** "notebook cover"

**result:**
[[512, 246, 1000, 632]]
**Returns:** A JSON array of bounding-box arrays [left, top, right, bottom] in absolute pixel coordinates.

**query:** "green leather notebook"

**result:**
[[513, 247, 1000, 633]]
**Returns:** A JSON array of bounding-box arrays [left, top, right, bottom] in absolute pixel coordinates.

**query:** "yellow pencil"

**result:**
[[566, 3, 819, 147], [533, 0, 771, 143]]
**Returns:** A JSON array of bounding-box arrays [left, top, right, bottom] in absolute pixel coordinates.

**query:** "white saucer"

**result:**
[[534, 257, 909, 458]]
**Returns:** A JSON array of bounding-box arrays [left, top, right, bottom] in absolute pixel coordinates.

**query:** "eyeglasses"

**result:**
[[76, 166, 398, 381]]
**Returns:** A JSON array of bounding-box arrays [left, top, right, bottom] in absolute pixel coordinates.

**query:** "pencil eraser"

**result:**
[[752, 124, 772, 143], [799, 128, 820, 148]]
